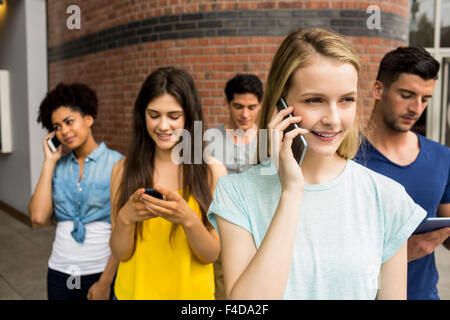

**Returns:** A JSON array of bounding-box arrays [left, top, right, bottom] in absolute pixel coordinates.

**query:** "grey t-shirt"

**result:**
[[206, 124, 257, 174]]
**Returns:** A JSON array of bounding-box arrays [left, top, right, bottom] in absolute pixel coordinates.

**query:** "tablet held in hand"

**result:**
[[413, 217, 450, 234]]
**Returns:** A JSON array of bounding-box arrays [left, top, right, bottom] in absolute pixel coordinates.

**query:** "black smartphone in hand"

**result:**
[[144, 188, 164, 200], [276, 97, 307, 166], [47, 135, 61, 152]]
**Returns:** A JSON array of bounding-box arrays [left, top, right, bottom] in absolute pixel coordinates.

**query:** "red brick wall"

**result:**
[[48, 0, 410, 47], [47, 1, 409, 155]]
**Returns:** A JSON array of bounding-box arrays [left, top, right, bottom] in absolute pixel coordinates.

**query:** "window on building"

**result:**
[[441, 0, 450, 47], [410, 0, 435, 47], [409, 0, 450, 145]]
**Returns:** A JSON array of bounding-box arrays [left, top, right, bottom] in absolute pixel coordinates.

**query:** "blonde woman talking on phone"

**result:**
[[207, 28, 426, 300]]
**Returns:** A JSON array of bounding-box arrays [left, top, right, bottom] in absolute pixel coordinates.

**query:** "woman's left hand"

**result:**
[[87, 279, 111, 300], [140, 185, 198, 227]]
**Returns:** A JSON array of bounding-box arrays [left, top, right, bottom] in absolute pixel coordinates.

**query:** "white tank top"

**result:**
[[48, 221, 111, 276]]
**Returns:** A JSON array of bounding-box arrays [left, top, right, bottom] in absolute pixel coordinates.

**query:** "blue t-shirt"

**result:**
[[355, 132, 450, 300], [52, 142, 123, 244], [208, 159, 425, 299]]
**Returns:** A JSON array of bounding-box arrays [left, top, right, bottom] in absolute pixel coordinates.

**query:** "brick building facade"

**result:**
[[47, 0, 410, 155]]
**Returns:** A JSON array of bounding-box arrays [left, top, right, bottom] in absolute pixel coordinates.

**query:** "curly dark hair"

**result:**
[[376, 47, 440, 88], [37, 82, 98, 132], [224, 74, 263, 103]]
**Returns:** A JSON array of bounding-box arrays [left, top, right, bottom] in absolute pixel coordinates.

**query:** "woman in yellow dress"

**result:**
[[109, 67, 226, 300]]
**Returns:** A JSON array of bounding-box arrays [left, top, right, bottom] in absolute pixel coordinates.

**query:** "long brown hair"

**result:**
[[116, 67, 213, 241]]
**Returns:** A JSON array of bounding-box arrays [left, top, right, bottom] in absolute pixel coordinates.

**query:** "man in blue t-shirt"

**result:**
[[355, 47, 450, 300]]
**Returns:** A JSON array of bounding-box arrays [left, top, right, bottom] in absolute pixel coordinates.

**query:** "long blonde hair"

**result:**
[[259, 28, 362, 160]]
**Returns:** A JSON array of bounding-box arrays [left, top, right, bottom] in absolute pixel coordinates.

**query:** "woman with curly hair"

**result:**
[[28, 82, 123, 300]]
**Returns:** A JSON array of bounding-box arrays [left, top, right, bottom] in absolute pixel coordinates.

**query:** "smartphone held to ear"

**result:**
[[47, 135, 61, 152], [276, 97, 307, 166]]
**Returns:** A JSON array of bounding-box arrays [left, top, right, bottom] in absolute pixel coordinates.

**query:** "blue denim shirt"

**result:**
[[52, 142, 123, 244]]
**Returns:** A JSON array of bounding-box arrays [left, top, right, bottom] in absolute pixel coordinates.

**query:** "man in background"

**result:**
[[208, 73, 263, 175], [355, 47, 450, 299]]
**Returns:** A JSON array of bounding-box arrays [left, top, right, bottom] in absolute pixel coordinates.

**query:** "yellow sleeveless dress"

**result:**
[[114, 193, 215, 300]]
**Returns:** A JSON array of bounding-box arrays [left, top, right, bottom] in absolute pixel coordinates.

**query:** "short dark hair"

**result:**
[[224, 74, 263, 103], [37, 82, 98, 131], [376, 47, 440, 88]]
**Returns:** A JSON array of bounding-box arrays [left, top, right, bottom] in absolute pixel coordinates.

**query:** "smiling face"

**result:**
[[373, 73, 436, 133], [285, 55, 358, 158], [51, 106, 94, 150], [145, 93, 185, 151]]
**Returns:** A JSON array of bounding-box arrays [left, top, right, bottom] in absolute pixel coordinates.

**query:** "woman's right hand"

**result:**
[[43, 132, 62, 162], [268, 106, 308, 193], [118, 188, 161, 226]]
